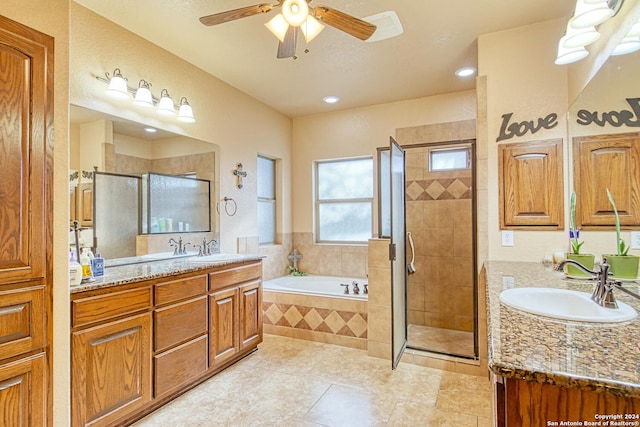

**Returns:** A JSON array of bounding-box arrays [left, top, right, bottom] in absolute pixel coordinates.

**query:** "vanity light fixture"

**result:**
[[133, 80, 154, 107], [177, 97, 196, 123], [554, 35, 589, 64], [157, 89, 175, 115], [569, 0, 614, 29], [96, 69, 196, 123], [612, 36, 640, 55], [562, 25, 600, 48], [105, 68, 130, 99]]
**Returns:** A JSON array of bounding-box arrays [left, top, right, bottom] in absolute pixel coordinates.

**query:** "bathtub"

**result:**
[[262, 275, 368, 349], [263, 275, 368, 299]]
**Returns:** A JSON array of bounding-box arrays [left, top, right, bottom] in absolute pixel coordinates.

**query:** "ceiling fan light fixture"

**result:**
[[562, 25, 600, 48], [282, 0, 309, 27], [265, 13, 290, 42], [301, 16, 324, 43], [612, 36, 640, 56], [157, 89, 175, 115]]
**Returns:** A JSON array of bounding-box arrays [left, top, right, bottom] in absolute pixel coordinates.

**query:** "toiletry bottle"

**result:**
[[91, 252, 105, 277], [69, 249, 82, 286], [80, 247, 94, 281]]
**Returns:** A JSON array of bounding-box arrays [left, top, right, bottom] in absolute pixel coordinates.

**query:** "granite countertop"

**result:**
[[485, 260, 640, 398], [70, 254, 265, 294]]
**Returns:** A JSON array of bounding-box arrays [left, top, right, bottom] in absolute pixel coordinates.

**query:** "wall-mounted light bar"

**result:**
[[96, 68, 195, 123]]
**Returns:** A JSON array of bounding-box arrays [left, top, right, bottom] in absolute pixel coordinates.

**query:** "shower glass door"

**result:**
[[390, 137, 407, 369]]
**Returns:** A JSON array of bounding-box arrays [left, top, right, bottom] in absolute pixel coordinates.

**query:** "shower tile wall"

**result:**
[[405, 147, 474, 332]]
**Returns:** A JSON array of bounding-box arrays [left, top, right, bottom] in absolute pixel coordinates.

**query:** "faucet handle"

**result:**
[[364, 284, 368, 294], [340, 283, 350, 294]]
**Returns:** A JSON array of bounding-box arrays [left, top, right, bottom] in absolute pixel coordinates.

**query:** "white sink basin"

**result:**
[[189, 253, 246, 263], [499, 287, 638, 323]]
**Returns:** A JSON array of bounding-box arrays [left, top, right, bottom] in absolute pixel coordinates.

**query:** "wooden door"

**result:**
[[71, 313, 152, 427], [239, 280, 262, 350], [0, 14, 54, 426], [209, 288, 239, 366]]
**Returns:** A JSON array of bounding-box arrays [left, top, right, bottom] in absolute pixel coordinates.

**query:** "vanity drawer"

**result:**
[[154, 334, 208, 397], [72, 287, 152, 328], [154, 296, 207, 352], [209, 262, 262, 292], [154, 274, 207, 307]]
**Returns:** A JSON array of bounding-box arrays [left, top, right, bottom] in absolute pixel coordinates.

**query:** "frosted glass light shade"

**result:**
[[570, 0, 613, 29], [157, 89, 175, 115], [282, 0, 308, 26], [265, 13, 289, 42], [106, 70, 129, 99], [133, 81, 153, 107], [612, 37, 640, 56], [555, 36, 589, 64], [563, 25, 600, 48], [301, 15, 324, 42], [177, 97, 195, 123]]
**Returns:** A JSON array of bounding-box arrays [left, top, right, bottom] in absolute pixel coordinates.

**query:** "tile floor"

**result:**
[[407, 324, 475, 357], [134, 334, 493, 426]]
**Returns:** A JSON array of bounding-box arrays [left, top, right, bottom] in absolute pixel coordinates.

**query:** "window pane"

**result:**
[[257, 200, 275, 244], [318, 158, 373, 200], [257, 156, 275, 199], [318, 202, 372, 242], [430, 149, 469, 171]]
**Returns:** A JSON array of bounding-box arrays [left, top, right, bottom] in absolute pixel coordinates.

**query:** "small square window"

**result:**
[[429, 148, 470, 171]]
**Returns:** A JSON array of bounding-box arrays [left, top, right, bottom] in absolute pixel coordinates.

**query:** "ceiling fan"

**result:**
[[199, 0, 377, 59]]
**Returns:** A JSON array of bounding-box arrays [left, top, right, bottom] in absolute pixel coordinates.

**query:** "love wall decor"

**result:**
[[496, 97, 640, 142]]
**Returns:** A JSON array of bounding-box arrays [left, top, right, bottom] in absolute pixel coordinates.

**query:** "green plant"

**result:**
[[286, 265, 307, 276], [569, 191, 583, 254], [606, 188, 630, 256]]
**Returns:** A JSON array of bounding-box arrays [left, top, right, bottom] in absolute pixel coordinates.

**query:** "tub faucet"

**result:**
[[352, 281, 360, 295], [556, 258, 640, 309]]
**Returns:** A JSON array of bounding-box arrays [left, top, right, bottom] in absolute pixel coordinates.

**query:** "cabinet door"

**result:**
[[239, 280, 263, 350], [0, 354, 46, 427], [0, 287, 45, 360], [209, 288, 239, 367], [72, 313, 152, 427], [79, 183, 94, 227]]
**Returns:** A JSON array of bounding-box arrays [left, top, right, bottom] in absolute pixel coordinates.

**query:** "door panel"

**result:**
[[390, 137, 407, 369]]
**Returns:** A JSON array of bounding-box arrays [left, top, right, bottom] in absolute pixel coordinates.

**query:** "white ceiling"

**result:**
[[73, 0, 575, 117]]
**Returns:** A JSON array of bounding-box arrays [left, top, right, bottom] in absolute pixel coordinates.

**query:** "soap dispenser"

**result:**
[[69, 249, 82, 286], [91, 252, 105, 277], [80, 247, 94, 282]]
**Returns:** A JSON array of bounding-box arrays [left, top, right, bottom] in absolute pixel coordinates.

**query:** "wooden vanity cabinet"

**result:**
[[208, 262, 263, 368], [153, 274, 208, 398], [492, 372, 640, 426], [71, 261, 263, 426], [71, 286, 153, 427]]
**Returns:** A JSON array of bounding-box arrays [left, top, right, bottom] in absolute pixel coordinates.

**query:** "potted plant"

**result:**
[[565, 191, 595, 277], [604, 188, 639, 279]]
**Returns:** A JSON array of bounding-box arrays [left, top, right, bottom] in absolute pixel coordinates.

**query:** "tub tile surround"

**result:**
[[133, 334, 493, 426], [262, 290, 368, 349], [292, 232, 368, 278]]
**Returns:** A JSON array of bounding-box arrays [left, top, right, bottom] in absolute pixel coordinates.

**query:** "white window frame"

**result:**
[[257, 155, 277, 245], [314, 156, 374, 244]]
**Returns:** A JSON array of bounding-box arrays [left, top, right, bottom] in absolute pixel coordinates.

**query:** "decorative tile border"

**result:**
[[263, 302, 368, 339], [406, 177, 472, 201]]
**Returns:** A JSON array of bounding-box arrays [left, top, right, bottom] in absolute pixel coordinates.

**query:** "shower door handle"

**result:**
[[388, 243, 396, 261]]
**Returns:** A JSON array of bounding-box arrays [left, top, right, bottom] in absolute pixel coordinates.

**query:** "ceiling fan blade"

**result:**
[[313, 6, 376, 40], [200, 3, 276, 26], [277, 26, 297, 58]]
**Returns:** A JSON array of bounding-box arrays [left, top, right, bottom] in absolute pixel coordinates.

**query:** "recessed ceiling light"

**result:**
[[455, 67, 477, 77], [323, 96, 340, 104], [144, 127, 157, 133]]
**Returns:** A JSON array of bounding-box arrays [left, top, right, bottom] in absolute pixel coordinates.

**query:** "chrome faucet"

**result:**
[[198, 238, 217, 256], [352, 281, 360, 295], [168, 237, 191, 255], [556, 258, 640, 309]]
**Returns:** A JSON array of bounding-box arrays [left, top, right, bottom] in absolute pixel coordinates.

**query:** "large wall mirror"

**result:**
[[70, 105, 220, 262], [568, 51, 640, 231]]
